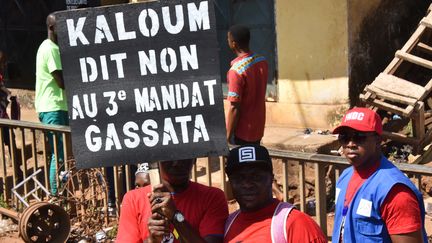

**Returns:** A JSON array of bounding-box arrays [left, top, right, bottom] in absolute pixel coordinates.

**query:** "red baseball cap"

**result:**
[[332, 107, 383, 135]]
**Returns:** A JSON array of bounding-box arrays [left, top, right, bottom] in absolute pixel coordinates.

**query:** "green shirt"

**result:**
[[35, 39, 67, 112]]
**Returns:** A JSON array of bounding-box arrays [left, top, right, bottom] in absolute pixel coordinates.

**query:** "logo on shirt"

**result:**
[[356, 198, 372, 217], [238, 147, 256, 162]]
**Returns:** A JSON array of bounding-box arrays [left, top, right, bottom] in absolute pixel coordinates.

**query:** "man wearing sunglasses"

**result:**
[[332, 107, 427, 243]]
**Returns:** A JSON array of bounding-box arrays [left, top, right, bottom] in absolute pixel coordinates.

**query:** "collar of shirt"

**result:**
[[239, 199, 279, 221], [230, 52, 253, 66], [353, 159, 381, 179]]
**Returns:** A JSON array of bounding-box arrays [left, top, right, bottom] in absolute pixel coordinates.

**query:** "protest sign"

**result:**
[[55, 0, 228, 168]]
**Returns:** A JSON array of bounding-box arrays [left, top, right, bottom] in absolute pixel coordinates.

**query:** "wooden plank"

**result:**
[[418, 129, 432, 155], [413, 102, 426, 141], [364, 91, 372, 100], [417, 42, 432, 55], [101, 167, 109, 225], [0, 129, 9, 203], [31, 130, 38, 174], [113, 166, 120, 217], [220, 157, 226, 192], [366, 85, 417, 105], [381, 131, 420, 145], [396, 51, 432, 70], [282, 159, 288, 202], [266, 148, 432, 176], [299, 161, 306, 212], [125, 164, 131, 191], [0, 207, 19, 221], [206, 157, 211, 187], [366, 98, 413, 117], [372, 73, 425, 100], [42, 132, 49, 196], [62, 133, 69, 171], [385, 25, 426, 74], [191, 163, 197, 182], [314, 163, 327, 235], [425, 116, 432, 126], [0, 118, 70, 133], [335, 167, 340, 183], [421, 16, 432, 29], [53, 135, 60, 193], [20, 128, 28, 197], [423, 79, 432, 95]]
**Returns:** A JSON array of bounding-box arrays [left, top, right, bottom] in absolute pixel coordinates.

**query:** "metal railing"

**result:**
[[1, 118, 432, 237]]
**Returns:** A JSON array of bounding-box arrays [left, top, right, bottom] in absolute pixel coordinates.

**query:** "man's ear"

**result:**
[[48, 24, 54, 32]]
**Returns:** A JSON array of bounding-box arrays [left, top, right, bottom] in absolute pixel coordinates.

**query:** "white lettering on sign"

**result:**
[[115, 12, 136, 41], [138, 8, 160, 37], [67, 17, 89, 46], [95, 15, 114, 44], [187, 1, 210, 32], [162, 5, 184, 34], [66, 1, 210, 46], [84, 114, 210, 152], [72, 93, 98, 119], [134, 80, 216, 113], [344, 112, 365, 122]]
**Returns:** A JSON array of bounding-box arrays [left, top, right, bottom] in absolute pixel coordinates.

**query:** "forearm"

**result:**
[[51, 70, 65, 89], [390, 230, 424, 243], [226, 103, 240, 141]]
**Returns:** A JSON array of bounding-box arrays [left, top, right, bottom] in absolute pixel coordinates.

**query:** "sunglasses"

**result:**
[[338, 132, 376, 144]]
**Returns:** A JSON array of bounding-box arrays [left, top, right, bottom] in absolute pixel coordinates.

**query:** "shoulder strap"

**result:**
[[224, 210, 241, 237], [271, 202, 294, 243]]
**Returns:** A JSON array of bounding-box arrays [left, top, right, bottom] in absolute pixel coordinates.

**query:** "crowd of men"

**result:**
[[116, 26, 427, 243], [114, 109, 427, 243], [16, 9, 428, 243]]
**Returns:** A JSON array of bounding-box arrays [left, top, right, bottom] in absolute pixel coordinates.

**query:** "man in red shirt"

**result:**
[[332, 107, 427, 243], [224, 145, 327, 243], [226, 25, 268, 145], [116, 159, 228, 243]]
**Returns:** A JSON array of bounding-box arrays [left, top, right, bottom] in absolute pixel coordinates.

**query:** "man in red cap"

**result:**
[[332, 107, 427, 243]]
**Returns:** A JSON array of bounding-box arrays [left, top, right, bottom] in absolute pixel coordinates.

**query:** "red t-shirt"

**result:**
[[116, 182, 228, 243], [227, 52, 268, 142], [224, 200, 327, 243], [344, 161, 422, 235]]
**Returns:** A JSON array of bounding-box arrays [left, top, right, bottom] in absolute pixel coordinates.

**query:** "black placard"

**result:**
[[55, 0, 228, 168]]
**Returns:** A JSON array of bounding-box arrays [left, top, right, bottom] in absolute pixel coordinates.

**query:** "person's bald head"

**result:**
[[47, 14, 56, 27], [46, 13, 58, 43]]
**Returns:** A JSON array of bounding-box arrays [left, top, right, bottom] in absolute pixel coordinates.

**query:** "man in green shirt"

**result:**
[[35, 13, 67, 195]]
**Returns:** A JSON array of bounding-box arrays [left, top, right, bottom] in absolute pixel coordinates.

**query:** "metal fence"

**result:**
[[2, 118, 432, 237]]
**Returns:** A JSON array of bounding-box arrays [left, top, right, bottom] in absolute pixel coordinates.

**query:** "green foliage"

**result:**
[[0, 195, 8, 209], [106, 225, 118, 239], [326, 105, 349, 127]]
